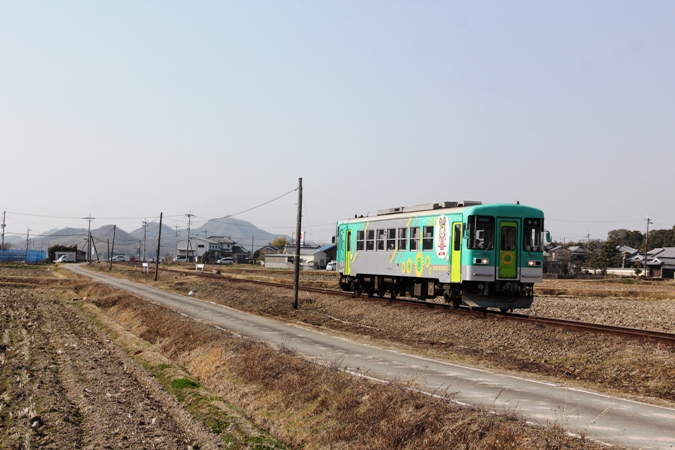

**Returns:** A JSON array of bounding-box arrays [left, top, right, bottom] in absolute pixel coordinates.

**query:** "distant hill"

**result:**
[[12, 217, 288, 260]]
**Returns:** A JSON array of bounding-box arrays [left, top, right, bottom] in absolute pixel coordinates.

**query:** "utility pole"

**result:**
[[251, 235, 254, 264], [186, 213, 194, 262], [26, 228, 30, 261], [1, 210, 6, 250], [293, 178, 302, 310], [142, 219, 148, 261], [155, 213, 163, 281], [109, 225, 116, 271], [644, 217, 653, 277], [175, 225, 180, 259], [83, 215, 94, 263]]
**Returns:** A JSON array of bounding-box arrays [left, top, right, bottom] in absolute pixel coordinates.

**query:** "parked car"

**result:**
[[174, 256, 187, 262], [325, 261, 336, 271], [216, 257, 234, 265], [111, 255, 125, 262]]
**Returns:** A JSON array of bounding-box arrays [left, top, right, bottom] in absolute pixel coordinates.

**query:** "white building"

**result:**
[[177, 237, 221, 262]]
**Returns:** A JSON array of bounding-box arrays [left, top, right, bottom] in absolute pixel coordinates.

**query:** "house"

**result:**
[[177, 237, 222, 262], [316, 243, 336, 263], [645, 248, 675, 278], [544, 246, 573, 274], [616, 246, 640, 268], [207, 236, 235, 253], [281, 245, 329, 269], [207, 236, 252, 263], [257, 244, 279, 257], [264, 254, 295, 269], [231, 244, 252, 264]]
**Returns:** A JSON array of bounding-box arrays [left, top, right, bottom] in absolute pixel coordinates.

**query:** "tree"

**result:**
[[270, 237, 288, 251], [606, 229, 643, 249], [646, 228, 675, 249], [48, 244, 77, 261], [587, 239, 620, 275]]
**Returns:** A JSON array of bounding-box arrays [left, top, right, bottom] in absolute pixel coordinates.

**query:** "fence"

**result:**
[[0, 249, 47, 263]]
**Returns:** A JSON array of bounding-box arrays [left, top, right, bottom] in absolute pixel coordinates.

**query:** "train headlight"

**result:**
[[474, 258, 489, 265], [528, 260, 542, 267]]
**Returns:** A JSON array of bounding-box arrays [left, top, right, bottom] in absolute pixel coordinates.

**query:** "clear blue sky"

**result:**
[[2, 1, 674, 245]]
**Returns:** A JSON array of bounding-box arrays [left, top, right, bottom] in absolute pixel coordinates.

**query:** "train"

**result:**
[[335, 201, 547, 311]]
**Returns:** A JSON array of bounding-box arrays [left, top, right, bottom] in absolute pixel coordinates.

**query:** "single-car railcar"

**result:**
[[335, 201, 546, 310]]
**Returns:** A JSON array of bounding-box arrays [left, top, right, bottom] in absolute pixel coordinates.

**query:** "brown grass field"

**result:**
[[6, 263, 673, 448]]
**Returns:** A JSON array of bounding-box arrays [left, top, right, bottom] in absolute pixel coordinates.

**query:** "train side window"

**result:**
[[410, 227, 420, 251], [422, 226, 434, 251], [387, 228, 396, 251], [366, 230, 375, 251], [397, 228, 407, 251], [356, 230, 365, 251], [454, 223, 462, 251], [376, 229, 386, 251]]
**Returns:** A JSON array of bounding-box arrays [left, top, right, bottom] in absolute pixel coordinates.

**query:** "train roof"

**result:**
[[341, 201, 543, 224], [377, 201, 482, 216]]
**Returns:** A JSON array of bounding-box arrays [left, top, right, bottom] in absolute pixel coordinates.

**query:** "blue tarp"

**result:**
[[0, 249, 47, 263]]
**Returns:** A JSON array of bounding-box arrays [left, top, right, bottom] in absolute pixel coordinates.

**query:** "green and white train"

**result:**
[[335, 201, 546, 310]]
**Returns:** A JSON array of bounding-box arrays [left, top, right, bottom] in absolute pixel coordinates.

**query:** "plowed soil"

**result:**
[[0, 285, 222, 449]]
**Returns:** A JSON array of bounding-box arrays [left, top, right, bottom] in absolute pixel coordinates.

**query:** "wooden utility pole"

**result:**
[[155, 213, 163, 281], [293, 178, 302, 309], [186, 213, 194, 262], [1, 210, 6, 250], [83, 215, 94, 263], [109, 225, 116, 270], [644, 217, 653, 277]]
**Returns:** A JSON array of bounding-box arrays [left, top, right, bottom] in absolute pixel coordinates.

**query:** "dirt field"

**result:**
[[0, 264, 606, 449]]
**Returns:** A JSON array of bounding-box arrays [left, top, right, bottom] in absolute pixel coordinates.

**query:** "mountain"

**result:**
[[16, 217, 287, 259]]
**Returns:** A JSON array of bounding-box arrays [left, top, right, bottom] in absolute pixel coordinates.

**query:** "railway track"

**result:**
[[158, 267, 675, 345]]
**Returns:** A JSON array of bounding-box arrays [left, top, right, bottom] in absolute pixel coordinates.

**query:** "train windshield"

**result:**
[[468, 215, 494, 250], [523, 218, 544, 252]]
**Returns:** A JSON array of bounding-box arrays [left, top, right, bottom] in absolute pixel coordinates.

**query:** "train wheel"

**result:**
[[390, 291, 397, 300], [500, 308, 508, 313]]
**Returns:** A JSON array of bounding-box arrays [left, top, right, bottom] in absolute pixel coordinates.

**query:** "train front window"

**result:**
[[501, 226, 516, 251], [523, 218, 543, 252], [468, 215, 494, 250]]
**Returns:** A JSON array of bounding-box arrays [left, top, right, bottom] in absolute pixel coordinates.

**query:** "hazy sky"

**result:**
[[2, 1, 674, 245]]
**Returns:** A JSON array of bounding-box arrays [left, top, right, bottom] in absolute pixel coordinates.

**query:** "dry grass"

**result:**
[[84, 264, 675, 406], [88, 288, 600, 449], [2, 264, 613, 448]]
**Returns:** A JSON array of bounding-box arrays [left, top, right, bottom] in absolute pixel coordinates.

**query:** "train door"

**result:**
[[498, 220, 518, 279], [450, 222, 462, 283], [344, 229, 352, 275]]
